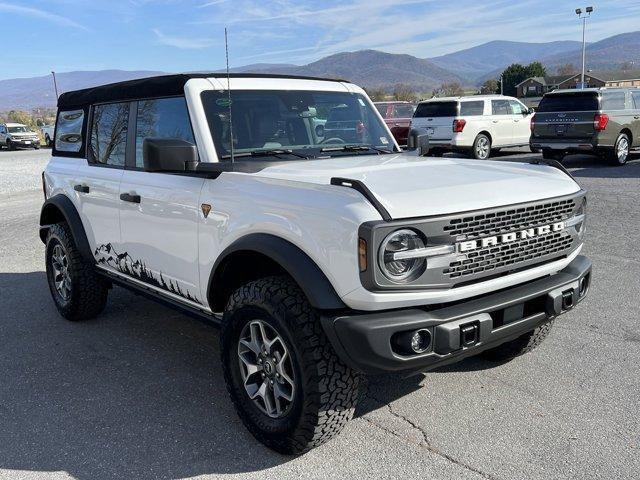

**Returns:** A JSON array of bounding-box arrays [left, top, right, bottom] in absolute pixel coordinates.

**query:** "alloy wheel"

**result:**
[[476, 137, 490, 159], [617, 137, 629, 163], [51, 244, 72, 301], [237, 319, 296, 418]]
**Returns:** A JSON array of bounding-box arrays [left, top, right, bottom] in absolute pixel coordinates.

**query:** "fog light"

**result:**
[[579, 275, 590, 298], [393, 328, 432, 355], [410, 329, 432, 353]]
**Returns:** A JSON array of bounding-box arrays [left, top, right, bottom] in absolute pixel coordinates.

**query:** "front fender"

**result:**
[[208, 233, 346, 310]]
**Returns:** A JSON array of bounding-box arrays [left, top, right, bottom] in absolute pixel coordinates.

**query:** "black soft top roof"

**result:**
[[57, 73, 348, 109]]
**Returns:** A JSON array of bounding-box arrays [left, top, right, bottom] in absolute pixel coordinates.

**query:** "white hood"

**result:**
[[252, 153, 581, 219]]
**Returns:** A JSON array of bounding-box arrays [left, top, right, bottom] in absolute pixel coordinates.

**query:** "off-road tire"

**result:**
[[45, 134, 52, 147], [430, 149, 444, 157], [472, 134, 491, 160], [480, 320, 554, 362], [220, 276, 361, 455], [604, 133, 630, 166], [45, 222, 109, 321], [7, 139, 15, 151]]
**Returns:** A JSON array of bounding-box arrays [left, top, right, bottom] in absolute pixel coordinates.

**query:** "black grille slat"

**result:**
[[443, 198, 575, 240]]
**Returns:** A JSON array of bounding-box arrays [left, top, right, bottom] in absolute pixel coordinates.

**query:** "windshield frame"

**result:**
[[200, 88, 399, 162]]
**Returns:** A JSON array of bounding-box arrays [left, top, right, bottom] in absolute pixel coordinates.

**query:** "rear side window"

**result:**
[[460, 101, 484, 116], [601, 91, 627, 110], [89, 102, 130, 167], [537, 93, 599, 112], [491, 100, 511, 115], [55, 110, 85, 153], [414, 102, 457, 117], [135, 97, 196, 168], [632, 91, 640, 109]]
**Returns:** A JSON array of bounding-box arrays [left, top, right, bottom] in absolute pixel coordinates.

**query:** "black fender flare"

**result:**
[[39, 194, 94, 263], [208, 233, 346, 310]]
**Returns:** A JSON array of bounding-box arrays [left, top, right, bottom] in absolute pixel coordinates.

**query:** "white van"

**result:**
[[411, 95, 535, 159]]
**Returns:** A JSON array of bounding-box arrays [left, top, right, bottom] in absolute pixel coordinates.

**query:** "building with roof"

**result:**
[[516, 74, 605, 98]]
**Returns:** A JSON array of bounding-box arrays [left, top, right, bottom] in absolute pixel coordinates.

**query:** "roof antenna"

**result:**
[[225, 27, 234, 164]]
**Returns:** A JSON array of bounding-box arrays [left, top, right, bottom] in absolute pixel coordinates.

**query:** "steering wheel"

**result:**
[[320, 137, 346, 145]]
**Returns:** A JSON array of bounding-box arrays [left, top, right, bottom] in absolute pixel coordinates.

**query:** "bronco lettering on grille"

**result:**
[[457, 221, 566, 253]]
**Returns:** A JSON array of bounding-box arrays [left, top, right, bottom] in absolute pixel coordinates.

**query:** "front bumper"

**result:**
[[322, 255, 591, 375], [10, 138, 40, 147]]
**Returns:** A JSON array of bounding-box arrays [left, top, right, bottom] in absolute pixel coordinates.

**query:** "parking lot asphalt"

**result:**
[[0, 148, 638, 480]]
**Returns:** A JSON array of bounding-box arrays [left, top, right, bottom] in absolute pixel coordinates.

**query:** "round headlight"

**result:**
[[378, 229, 426, 282]]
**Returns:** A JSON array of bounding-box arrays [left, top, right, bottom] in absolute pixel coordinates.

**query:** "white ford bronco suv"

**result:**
[[40, 73, 591, 454]]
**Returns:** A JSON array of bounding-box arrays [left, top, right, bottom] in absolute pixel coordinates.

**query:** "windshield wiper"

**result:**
[[320, 144, 393, 154], [221, 149, 310, 160]]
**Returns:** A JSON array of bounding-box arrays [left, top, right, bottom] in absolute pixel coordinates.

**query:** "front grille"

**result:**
[[443, 231, 573, 279], [443, 198, 575, 240]]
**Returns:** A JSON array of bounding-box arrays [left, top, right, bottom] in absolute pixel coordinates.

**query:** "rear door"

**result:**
[[533, 92, 599, 141], [77, 102, 129, 263], [490, 99, 514, 146], [411, 101, 457, 142], [118, 96, 205, 306]]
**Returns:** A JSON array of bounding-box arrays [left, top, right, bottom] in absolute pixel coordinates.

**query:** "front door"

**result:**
[[509, 99, 533, 144], [490, 99, 514, 147], [118, 97, 205, 306]]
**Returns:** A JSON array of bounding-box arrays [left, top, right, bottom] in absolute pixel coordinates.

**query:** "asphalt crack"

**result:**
[[363, 390, 500, 480]]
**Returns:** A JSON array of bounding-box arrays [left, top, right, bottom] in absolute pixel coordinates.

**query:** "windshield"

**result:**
[[8, 126, 31, 133], [537, 93, 599, 113], [201, 90, 396, 160]]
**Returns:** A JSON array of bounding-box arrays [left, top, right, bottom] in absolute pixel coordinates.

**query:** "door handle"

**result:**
[[492, 120, 499, 123], [73, 184, 90, 193], [120, 192, 141, 204], [635, 116, 640, 119], [514, 119, 520, 122]]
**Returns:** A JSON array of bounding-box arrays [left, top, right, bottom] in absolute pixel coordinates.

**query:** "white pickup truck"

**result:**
[[40, 125, 55, 147], [40, 73, 591, 454]]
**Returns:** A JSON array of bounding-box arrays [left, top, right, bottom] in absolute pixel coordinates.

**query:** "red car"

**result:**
[[374, 101, 416, 146]]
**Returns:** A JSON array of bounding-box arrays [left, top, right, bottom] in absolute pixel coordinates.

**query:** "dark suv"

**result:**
[[530, 88, 640, 165]]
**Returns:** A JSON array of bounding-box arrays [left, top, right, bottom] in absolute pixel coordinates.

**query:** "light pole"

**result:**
[[575, 6, 594, 89], [51, 71, 59, 99]]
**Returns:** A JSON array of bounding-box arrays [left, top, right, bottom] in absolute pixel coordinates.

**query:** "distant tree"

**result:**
[[499, 62, 547, 97], [557, 63, 577, 75], [479, 79, 499, 94], [527, 61, 547, 78], [365, 87, 388, 102], [391, 84, 418, 102], [431, 82, 464, 97]]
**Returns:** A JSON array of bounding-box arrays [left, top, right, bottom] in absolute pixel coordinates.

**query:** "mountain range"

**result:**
[[1, 31, 639, 111]]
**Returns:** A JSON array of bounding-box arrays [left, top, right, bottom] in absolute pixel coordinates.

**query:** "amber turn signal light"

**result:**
[[358, 238, 367, 272]]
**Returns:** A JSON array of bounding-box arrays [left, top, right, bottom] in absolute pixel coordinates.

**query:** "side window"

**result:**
[[393, 104, 416, 118], [460, 101, 484, 116], [601, 91, 626, 110], [89, 103, 129, 166], [491, 100, 511, 115], [632, 91, 640, 109], [55, 109, 85, 153], [509, 100, 526, 115], [135, 97, 196, 168]]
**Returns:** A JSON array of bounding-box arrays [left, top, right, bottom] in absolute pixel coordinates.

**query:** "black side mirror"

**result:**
[[526, 107, 535, 115], [143, 138, 197, 172], [407, 130, 430, 156]]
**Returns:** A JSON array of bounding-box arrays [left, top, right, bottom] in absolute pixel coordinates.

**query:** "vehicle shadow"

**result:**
[[564, 153, 640, 178], [0, 272, 290, 479]]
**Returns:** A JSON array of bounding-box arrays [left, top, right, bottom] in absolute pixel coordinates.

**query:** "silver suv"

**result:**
[[0, 123, 41, 150]]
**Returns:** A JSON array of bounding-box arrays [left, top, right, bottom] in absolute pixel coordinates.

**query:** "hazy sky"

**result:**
[[1, 0, 639, 80]]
